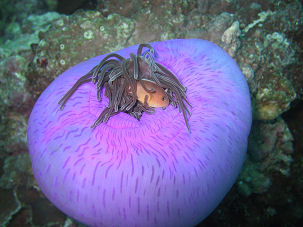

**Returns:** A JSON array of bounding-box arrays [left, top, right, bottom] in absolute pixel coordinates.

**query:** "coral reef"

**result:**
[[238, 118, 294, 197], [27, 10, 135, 99], [0, 0, 302, 226], [236, 2, 300, 120]]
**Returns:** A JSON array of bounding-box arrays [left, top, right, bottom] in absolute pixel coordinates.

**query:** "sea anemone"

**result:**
[[27, 39, 252, 227]]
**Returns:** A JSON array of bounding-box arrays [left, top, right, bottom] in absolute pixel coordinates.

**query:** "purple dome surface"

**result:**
[[27, 39, 252, 227]]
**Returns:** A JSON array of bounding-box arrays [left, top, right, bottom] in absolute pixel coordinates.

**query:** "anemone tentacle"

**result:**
[[59, 43, 191, 130]]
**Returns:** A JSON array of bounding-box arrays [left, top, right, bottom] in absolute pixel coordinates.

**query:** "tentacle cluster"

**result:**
[[58, 44, 191, 131]]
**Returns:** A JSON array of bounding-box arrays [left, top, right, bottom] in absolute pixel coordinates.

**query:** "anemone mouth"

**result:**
[[58, 43, 191, 131]]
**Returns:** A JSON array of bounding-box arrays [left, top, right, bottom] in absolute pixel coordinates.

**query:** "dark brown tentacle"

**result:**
[[92, 54, 125, 83], [122, 59, 136, 96], [95, 59, 120, 86], [130, 53, 139, 80], [114, 78, 127, 112], [155, 62, 186, 90], [137, 43, 154, 56], [91, 108, 109, 128], [58, 74, 92, 109], [59, 43, 191, 132], [120, 96, 133, 111], [108, 68, 123, 85]]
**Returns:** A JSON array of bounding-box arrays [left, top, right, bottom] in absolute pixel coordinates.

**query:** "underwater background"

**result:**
[[0, 0, 302, 226]]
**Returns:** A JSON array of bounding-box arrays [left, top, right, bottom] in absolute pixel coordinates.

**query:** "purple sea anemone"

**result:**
[[27, 39, 252, 227]]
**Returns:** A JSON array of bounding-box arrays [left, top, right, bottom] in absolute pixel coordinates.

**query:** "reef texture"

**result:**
[[0, 0, 303, 226]]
